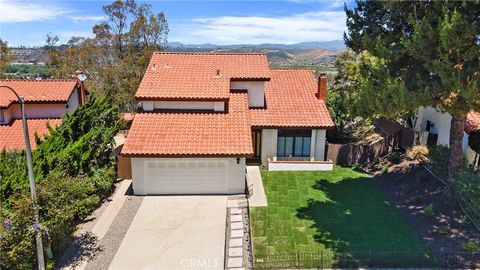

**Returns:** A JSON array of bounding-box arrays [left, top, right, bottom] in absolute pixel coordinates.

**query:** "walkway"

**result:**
[[246, 166, 268, 207]]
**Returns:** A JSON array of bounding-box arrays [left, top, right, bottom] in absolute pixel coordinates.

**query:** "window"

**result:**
[[0, 110, 4, 123], [277, 129, 312, 157]]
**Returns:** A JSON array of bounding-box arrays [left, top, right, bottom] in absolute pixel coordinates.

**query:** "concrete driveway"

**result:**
[[108, 196, 227, 270]]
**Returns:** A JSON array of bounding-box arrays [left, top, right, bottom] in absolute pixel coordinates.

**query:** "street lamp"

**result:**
[[0, 85, 45, 270]]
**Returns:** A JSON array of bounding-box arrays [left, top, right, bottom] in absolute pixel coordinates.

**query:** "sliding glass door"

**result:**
[[277, 129, 312, 157]]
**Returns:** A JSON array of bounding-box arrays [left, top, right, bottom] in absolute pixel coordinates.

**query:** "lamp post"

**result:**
[[0, 86, 45, 270]]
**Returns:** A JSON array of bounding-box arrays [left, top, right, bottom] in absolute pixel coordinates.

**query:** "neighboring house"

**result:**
[[121, 52, 334, 195], [414, 107, 480, 166], [0, 79, 87, 151]]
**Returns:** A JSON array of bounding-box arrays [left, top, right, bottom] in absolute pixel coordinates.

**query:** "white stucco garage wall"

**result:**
[[230, 81, 265, 108], [261, 129, 277, 164], [131, 157, 246, 195]]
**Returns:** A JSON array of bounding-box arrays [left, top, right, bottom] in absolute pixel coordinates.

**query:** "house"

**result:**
[[414, 107, 480, 166], [0, 77, 87, 151], [121, 52, 334, 195]]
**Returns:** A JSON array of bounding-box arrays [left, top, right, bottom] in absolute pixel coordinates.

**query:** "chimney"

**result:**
[[317, 73, 327, 100], [73, 70, 87, 106]]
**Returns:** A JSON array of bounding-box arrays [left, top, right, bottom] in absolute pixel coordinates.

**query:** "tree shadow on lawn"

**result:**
[[296, 176, 429, 267]]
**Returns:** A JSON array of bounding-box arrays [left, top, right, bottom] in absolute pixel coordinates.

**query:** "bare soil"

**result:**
[[363, 153, 480, 267]]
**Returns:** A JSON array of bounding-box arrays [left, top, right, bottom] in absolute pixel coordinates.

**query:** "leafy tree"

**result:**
[[46, 0, 169, 111], [0, 39, 15, 78], [327, 50, 360, 142], [344, 1, 480, 177], [0, 98, 120, 267]]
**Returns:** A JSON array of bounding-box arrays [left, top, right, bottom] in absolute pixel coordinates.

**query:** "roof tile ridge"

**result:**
[[153, 51, 267, 56]]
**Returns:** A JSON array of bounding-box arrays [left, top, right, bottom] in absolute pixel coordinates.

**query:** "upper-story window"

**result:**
[[0, 110, 4, 123]]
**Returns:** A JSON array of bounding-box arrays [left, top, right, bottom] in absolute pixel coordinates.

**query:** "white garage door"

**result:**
[[144, 160, 229, 194]]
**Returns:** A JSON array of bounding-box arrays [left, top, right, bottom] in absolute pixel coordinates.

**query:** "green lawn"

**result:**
[[251, 166, 427, 257]]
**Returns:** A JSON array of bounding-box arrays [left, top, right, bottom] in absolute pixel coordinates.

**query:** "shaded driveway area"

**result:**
[[109, 196, 227, 270]]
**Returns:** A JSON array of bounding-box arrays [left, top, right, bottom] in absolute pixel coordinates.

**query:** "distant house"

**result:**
[[121, 52, 334, 195], [0, 78, 87, 151], [414, 107, 479, 166]]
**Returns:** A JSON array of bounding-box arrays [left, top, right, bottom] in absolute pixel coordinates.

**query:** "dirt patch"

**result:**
[[365, 154, 480, 267]]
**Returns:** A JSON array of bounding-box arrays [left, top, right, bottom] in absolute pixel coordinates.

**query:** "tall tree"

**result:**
[[344, 1, 480, 177], [0, 39, 15, 78], [46, 0, 168, 111]]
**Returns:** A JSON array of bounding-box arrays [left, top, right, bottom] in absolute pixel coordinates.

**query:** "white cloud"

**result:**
[[59, 31, 94, 39], [171, 10, 346, 44], [0, 0, 72, 23], [69, 15, 106, 24], [284, 0, 349, 8]]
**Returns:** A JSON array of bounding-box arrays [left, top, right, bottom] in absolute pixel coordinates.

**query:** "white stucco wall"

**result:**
[[142, 100, 225, 112], [466, 146, 476, 166], [230, 81, 265, 108], [260, 129, 278, 164], [415, 106, 452, 147], [5, 103, 67, 121], [415, 106, 477, 164], [260, 128, 327, 164], [1, 108, 12, 124], [66, 88, 80, 114], [143, 101, 154, 111], [268, 161, 333, 171], [313, 129, 327, 161], [130, 157, 246, 195]]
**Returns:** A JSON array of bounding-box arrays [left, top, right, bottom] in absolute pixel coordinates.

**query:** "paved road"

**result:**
[[108, 196, 227, 270]]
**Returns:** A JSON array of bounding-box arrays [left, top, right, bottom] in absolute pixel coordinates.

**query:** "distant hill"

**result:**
[[167, 40, 345, 51], [9, 40, 344, 75]]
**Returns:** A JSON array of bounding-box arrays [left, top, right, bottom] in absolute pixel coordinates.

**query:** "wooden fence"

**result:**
[[326, 128, 414, 166]]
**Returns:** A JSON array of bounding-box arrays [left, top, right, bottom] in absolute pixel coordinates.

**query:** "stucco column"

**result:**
[[261, 129, 278, 164]]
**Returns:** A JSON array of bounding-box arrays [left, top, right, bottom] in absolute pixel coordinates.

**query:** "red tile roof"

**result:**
[[466, 111, 480, 134], [0, 80, 77, 108], [121, 93, 252, 156], [135, 52, 270, 100], [250, 69, 334, 128], [0, 118, 62, 151]]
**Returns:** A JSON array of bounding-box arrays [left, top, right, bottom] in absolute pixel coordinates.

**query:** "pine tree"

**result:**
[[344, 1, 480, 177]]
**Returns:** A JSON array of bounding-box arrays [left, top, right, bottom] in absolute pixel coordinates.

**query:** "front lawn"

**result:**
[[251, 166, 427, 259]]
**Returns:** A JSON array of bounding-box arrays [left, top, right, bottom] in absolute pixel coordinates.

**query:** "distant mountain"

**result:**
[[167, 40, 346, 51]]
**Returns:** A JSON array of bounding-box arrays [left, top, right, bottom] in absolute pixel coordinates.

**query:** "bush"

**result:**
[[423, 203, 435, 218], [390, 152, 401, 163], [381, 164, 389, 174], [461, 241, 480, 252], [0, 98, 120, 268], [407, 145, 429, 163], [428, 146, 449, 178], [0, 173, 101, 268]]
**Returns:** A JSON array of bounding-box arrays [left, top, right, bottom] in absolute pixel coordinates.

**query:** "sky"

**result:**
[[0, 0, 354, 47]]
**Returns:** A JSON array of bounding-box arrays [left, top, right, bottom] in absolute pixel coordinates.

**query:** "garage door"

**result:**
[[144, 160, 229, 194]]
